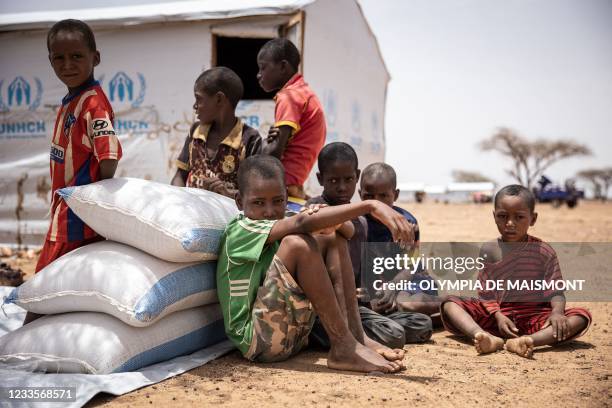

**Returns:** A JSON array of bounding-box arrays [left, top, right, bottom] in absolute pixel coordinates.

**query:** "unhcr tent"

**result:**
[[0, 0, 389, 246]]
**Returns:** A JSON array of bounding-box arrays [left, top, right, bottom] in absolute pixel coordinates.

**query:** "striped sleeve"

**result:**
[[225, 216, 277, 263], [478, 262, 501, 315], [85, 106, 122, 162], [274, 90, 304, 135]]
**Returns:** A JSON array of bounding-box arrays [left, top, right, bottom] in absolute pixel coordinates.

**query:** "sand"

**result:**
[[3, 201, 611, 407]]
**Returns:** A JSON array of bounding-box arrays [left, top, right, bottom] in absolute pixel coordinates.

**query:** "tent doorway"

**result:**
[[213, 36, 274, 100]]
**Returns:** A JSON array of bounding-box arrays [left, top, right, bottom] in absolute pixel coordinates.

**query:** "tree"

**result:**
[[480, 128, 591, 188], [452, 170, 494, 183], [577, 168, 612, 201]]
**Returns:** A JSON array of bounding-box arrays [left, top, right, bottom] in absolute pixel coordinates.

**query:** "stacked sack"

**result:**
[[0, 178, 238, 374]]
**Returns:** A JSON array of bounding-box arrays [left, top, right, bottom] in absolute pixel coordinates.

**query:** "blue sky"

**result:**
[[358, 0, 612, 188]]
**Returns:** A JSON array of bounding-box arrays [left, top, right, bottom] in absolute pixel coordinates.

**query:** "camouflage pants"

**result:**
[[245, 255, 315, 362]]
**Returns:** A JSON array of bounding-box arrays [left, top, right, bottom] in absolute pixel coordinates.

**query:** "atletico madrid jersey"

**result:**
[[47, 79, 122, 242]]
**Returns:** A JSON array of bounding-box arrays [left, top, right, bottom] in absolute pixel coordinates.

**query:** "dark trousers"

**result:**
[[309, 306, 433, 350]]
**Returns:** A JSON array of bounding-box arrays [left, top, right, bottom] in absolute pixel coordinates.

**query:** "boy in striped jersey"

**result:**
[[25, 20, 122, 324], [441, 185, 591, 358], [216, 156, 416, 373]]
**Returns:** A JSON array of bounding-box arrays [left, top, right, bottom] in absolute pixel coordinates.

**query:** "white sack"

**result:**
[[0, 304, 226, 374], [4, 241, 218, 326], [57, 178, 238, 262]]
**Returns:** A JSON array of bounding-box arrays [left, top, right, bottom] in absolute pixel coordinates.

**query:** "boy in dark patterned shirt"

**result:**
[[172, 67, 261, 198]]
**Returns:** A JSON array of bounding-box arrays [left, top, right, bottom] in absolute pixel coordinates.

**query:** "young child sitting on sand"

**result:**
[[307, 144, 433, 349], [441, 184, 591, 358], [359, 163, 443, 324], [215, 155, 417, 373]]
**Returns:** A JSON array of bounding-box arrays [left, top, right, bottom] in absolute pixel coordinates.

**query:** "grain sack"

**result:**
[[0, 305, 226, 374], [4, 241, 217, 326], [57, 177, 238, 262]]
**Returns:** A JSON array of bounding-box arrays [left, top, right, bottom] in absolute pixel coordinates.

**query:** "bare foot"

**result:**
[[363, 335, 405, 362], [505, 336, 534, 359], [473, 331, 504, 354], [328, 341, 403, 374]]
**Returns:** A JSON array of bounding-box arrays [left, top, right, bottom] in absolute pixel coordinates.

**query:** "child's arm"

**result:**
[[171, 169, 188, 186], [299, 203, 354, 239], [262, 126, 292, 158], [99, 159, 118, 180], [547, 294, 571, 340], [268, 200, 415, 244]]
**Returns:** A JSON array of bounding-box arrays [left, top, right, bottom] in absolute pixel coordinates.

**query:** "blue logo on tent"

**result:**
[[323, 89, 337, 127], [106, 71, 146, 108], [0, 76, 43, 112]]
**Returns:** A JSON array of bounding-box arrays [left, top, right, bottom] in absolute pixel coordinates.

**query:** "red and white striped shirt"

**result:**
[[47, 79, 122, 242]]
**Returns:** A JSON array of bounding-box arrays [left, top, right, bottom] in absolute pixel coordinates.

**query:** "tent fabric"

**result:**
[[0, 286, 236, 408], [0, 0, 316, 31]]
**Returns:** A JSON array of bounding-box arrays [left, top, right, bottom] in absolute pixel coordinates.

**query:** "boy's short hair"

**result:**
[[361, 162, 397, 188], [318, 142, 358, 174], [195, 67, 244, 108], [259, 38, 301, 71], [237, 155, 285, 194], [494, 184, 536, 213], [47, 19, 96, 52]]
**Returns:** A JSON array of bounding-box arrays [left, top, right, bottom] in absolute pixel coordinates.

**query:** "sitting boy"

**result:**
[[359, 163, 442, 324], [257, 38, 326, 201], [441, 185, 591, 358], [306, 143, 432, 349], [216, 155, 418, 373], [172, 67, 261, 198]]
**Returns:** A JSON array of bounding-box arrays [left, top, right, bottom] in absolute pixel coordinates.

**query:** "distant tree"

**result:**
[[577, 168, 612, 201], [452, 170, 494, 183], [480, 127, 591, 188]]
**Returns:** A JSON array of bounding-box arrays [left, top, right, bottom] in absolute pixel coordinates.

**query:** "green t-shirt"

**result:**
[[216, 214, 279, 354]]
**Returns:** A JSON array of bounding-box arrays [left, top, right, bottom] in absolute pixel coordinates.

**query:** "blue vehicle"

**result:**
[[533, 176, 583, 208]]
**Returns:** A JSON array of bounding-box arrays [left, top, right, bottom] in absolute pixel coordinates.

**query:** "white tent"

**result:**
[[0, 0, 389, 246]]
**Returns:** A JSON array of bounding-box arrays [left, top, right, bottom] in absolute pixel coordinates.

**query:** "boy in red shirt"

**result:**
[[441, 185, 591, 358], [25, 20, 122, 323], [257, 38, 326, 201]]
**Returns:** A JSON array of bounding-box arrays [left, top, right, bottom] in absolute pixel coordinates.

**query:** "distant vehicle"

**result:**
[[533, 176, 584, 208], [472, 191, 493, 203]]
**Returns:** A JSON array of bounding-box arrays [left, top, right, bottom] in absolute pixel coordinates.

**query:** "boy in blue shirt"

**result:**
[[307, 143, 432, 348], [359, 163, 442, 324]]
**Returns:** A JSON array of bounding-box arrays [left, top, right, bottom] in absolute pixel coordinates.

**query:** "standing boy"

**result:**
[[27, 20, 123, 322], [441, 185, 591, 358], [216, 155, 417, 372], [257, 38, 326, 200], [172, 67, 261, 198]]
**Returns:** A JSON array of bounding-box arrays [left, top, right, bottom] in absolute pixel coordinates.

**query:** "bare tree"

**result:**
[[480, 128, 591, 188], [452, 170, 494, 183], [577, 168, 612, 201]]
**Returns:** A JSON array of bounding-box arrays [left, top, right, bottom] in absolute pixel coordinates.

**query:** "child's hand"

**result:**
[[546, 312, 570, 341], [371, 290, 398, 314], [266, 126, 280, 143], [369, 201, 415, 247], [300, 203, 328, 215], [208, 178, 234, 198], [300, 204, 341, 234], [494, 312, 519, 338]]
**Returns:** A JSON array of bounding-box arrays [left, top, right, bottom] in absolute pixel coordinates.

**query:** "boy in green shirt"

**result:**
[[216, 155, 415, 373]]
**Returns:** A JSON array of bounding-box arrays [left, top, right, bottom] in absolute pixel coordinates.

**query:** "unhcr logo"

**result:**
[[0, 76, 43, 112], [0, 76, 46, 139], [105, 71, 146, 108]]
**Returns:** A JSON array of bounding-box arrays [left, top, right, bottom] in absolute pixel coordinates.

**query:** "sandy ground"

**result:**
[[3, 201, 611, 407]]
